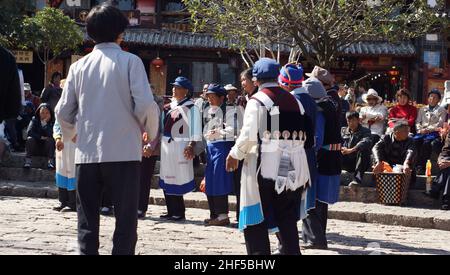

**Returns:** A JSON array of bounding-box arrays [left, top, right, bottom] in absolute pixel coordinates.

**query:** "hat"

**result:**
[[224, 84, 238, 92], [24, 83, 31, 91], [252, 58, 281, 81], [362, 89, 383, 104], [278, 63, 304, 88], [428, 88, 442, 100], [306, 66, 334, 86], [171, 76, 193, 92], [205, 84, 227, 97], [303, 77, 327, 100]]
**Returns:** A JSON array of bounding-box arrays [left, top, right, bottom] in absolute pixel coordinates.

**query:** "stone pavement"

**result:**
[[1, 196, 450, 255]]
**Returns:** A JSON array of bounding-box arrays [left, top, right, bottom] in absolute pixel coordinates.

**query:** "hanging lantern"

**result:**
[[151, 57, 164, 69]]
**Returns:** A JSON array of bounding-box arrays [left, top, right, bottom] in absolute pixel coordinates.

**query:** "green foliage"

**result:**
[[21, 7, 83, 64], [0, 0, 34, 48], [183, 0, 449, 68]]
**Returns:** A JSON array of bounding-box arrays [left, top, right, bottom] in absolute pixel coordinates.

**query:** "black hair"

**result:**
[[240, 68, 253, 81], [346, 111, 360, 121], [86, 4, 129, 44], [50, 72, 62, 84], [428, 89, 442, 100]]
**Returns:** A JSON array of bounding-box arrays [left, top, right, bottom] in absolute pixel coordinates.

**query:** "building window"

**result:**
[[424, 51, 441, 68]]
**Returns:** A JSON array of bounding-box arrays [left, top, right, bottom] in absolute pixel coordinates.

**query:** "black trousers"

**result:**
[[342, 149, 371, 184], [302, 201, 329, 246], [58, 188, 76, 209], [163, 192, 185, 217], [101, 185, 112, 208], [415, 137, 443, 168], [25, 137, 55, 158], [432, 167, 450, 206], [243, 178, 302, 255], [76, 161, 140, 255], [138, 156, 158, 213], [207, 195, 229, 219]]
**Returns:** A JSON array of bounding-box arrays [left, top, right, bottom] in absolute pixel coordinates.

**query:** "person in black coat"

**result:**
[[24, 103, 55, 169], [40, 72, 62, 112], [0, 46, 21, 124], [372, 123, 416, 176], [341, 111, 373, 186]]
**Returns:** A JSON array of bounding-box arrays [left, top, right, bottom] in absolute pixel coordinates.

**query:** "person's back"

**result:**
[[67, 44, 154, 163]]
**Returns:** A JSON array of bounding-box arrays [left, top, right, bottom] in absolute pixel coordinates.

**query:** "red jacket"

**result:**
[[388, 104, 418, 128]]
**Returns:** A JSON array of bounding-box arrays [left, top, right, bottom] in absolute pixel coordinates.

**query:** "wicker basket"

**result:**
[[375, 172, 410, 206]]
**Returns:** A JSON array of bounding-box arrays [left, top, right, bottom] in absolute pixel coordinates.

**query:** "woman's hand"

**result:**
[[56, 139, 64, 151], [184, 145, 195, 160]]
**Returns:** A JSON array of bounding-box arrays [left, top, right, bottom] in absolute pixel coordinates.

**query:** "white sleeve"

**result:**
[[229, 99, 260, 160]]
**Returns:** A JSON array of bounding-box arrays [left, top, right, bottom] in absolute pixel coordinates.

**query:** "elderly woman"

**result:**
[[388, 89, 417, 134], [359, 89, 388, 144], [159, 76, 202, 222], [414, 89, 446, 174]]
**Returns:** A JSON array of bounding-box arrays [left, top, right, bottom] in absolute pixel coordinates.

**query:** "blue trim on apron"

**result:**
[[55, 173, 76, 191], [238, 203, 264, 232], [159, 178, 196, 195]]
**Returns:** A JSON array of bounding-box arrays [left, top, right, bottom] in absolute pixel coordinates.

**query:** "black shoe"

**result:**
[[100, 207, 114, 216], [60, 206, 76, 213], [159, 213, 172, 219], [302, 243, 328, 250], [23, 158, 32, 169], [168, 216, 185, 222], [442, 204, 449, 211], [138, 210, 146, 219], [47, 159, 55, 170], [53, 204, 66, 212]]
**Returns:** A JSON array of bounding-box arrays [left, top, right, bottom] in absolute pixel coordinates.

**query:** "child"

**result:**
[[23, 103, 55, 169]]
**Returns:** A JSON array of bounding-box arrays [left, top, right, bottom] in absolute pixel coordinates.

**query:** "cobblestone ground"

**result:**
[[1, 196, 450, 255]]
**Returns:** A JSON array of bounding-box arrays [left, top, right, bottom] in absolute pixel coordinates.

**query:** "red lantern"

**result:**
[[151, 57, 164, 69]]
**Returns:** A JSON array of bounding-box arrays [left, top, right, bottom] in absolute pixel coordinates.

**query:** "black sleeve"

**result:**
[[372, 135, 387, 163], [4, 52, 21, 120], [40, 87, 50, 103], [404, 139, 416, 166], [27, 119, 41, 140], [355, 129, 373, 152]]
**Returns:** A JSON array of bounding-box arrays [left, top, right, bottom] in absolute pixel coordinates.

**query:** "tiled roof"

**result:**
[[84, 28, 416, 56]]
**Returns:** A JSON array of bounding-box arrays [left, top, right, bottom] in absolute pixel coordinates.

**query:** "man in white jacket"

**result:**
[[55, 4, 159, 255]]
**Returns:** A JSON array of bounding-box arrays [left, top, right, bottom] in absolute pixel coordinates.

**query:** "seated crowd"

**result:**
[[339, 86, 449, 210]]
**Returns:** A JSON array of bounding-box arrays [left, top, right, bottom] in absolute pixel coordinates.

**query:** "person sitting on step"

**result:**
[[341, 111, 373, 187], [23, 103, 55, 169]]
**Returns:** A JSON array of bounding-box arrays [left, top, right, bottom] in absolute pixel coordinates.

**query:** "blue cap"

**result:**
[[278, 63, 304, 88], [252, 58, 280, 81], [205, 84, 227, 96], [171, 76, 193, 92], [428, 88, 442, 100]]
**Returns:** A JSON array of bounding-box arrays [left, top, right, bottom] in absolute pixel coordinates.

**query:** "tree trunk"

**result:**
[[43, 61, 48, 88]]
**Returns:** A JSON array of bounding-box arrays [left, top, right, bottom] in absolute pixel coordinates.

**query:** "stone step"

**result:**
[[0, 152, 49, 169], [1, 152, 206, 176], [342, 171, 436, 190], [0, 167, 55, 182], [1, 180, 448, 230], [0, 178, 441, 210]]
